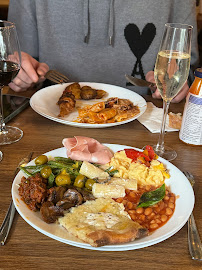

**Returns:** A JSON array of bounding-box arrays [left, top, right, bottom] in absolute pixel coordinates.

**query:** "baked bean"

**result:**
[[122, 200, 127, 206], [148, 212, 155, 220], [166, 208, 173, 215], [144, 208, 152, 215], [155, 207, 160, 213], [161, 215, 168, 222], [150, 223, 159, 229], [129, 191, 136, 198], [130, 214, 136, 221], [136, 207, 144, 214], [139, 214, 146, 221], [164, 195, 169, 201], [155, 219, 161, 224], [146, 185, 151, 191], [159, 201, 164, 210], [128, 210, 136, 215], [168, 202, 174, 209], [169, 197, 175, 203], [127, 201, 133, 209], [116, 198, 123, 203]]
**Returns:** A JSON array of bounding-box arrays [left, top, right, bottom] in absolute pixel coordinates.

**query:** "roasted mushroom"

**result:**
[[40, 201, 64, 223], [47, 186, 66, 204], [64, 82, 81, 99], [63, 188, 84, 205], [80, 86, 97, 100]]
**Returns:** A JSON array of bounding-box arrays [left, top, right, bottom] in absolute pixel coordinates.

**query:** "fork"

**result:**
[[183, 171, 202, 261], [45, 70, 69, 84], [0, 152, 33, 245], [0, 151, 2, 161]]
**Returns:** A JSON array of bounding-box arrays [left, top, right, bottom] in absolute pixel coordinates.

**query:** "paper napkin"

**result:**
[[138, 102, 179, 133]]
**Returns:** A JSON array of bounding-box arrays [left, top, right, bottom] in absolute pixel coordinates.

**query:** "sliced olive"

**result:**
[[85, 179, 96, 190], [55, 173, 71, 186], [40, 166, 52, 179], [35, 155, 48, 165], [74, 174, 85, 188]]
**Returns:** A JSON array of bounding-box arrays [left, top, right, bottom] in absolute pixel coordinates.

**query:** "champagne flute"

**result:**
[[0, 20, 23, 146], [153, 23, 192, 161]]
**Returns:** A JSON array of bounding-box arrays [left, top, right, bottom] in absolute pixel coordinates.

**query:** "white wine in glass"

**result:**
[[153, 23, 192, 161], [0, 20, 23, 146]]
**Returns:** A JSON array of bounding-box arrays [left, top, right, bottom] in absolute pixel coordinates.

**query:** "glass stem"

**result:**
[[155, 99, 170, 154], [0, 86, 7, 133]]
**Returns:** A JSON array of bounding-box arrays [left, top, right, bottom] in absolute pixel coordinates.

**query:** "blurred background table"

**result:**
[[0, 88, 201, 270]]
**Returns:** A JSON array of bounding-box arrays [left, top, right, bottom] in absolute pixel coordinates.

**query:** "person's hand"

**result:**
[[9, 52, 49, 92], [145, 71, 189, 103]]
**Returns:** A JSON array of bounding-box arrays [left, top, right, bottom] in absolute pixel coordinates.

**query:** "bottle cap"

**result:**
[[194, 68, 202, 78]]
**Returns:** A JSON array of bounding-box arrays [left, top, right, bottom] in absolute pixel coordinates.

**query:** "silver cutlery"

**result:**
[[0, 152, 33, 245], [0, 150, 2, 161], [45, 70, 69, 84], [125, 74, 156, 93], [183, 171, 202, 261]]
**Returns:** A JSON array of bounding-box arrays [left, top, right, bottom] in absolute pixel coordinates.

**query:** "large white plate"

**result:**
[[30, 83, 147, 128], [12, 144, 194, 251]]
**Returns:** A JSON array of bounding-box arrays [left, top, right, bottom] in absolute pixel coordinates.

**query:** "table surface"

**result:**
[[0, 88, 201, 270]]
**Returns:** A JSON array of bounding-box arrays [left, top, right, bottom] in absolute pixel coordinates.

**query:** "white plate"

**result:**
[[12, 144, 194, 251], [30, 83, 147, 128]]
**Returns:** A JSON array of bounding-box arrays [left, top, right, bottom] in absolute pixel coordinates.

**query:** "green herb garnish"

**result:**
[[137, 184, 166, 208]]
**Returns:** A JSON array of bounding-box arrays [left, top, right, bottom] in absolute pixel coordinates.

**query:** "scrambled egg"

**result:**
[[108, 150, 170, 187]]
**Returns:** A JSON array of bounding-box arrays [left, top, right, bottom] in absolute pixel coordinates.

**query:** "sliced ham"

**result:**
[[62, 136, 113, 164]]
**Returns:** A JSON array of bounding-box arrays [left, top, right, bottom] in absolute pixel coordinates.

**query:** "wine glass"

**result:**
[[0, 20, 23, 146], [152, 23, 192, 161]]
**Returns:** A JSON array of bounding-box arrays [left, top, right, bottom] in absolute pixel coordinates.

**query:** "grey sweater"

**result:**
[[8, 0, 199, 94]]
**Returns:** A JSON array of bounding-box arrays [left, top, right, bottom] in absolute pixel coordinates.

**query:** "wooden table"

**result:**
[[0, 92, 201, 270]]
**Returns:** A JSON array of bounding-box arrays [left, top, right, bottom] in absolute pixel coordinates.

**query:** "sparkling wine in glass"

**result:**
[[153, 23, 192, 161], [0, 20, 23, 145]]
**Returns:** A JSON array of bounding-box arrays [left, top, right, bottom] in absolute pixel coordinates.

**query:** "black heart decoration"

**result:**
[[124, 23, 156, 81]]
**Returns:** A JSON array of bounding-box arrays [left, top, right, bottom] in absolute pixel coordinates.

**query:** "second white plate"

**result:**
[[30, 82, 147, 128]]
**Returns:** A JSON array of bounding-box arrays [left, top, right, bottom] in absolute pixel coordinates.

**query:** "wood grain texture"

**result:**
[[0, 94, 201, 270]]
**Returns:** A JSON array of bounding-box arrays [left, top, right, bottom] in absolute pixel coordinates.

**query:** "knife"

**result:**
[[0, 152, 34, 245], [125, 74, 156, 92]]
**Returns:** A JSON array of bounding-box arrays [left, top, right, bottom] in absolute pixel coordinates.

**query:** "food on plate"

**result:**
[[106, 146, 170, 187], [17, 137, 175, 247], [65, 83, 81, 99], [168, 112, 182, 129], [62, 136, 113, 164], [57, 88, 76, 117], [76, 97, 140, 124], [79, 161, 110, 180], [80, 86, 97, 100], [64, 83, 107, 100], [115, 184, 176, 232], [57, 83, 107, 117], [58, 198, 148, 247], [108, 177, 137, 190], [92, 183, 126, 198]]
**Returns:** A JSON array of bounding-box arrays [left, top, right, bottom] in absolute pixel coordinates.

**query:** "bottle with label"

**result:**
[[179, 68, 202, 145]]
